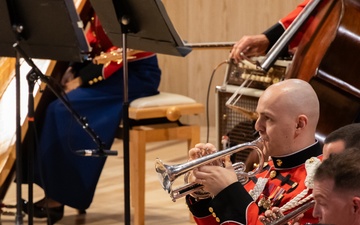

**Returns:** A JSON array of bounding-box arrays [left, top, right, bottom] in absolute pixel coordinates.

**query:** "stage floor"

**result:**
[[1, 127, 214, 225]]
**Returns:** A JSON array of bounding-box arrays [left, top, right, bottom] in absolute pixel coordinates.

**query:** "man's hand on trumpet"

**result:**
[[258, 207, 303, 225], [188, 143, 238, 197], [189, 143, 219, 163]]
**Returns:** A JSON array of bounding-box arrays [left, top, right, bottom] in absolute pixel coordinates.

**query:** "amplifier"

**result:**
[[224, 57, 292, 90], [215, 85, 262, 164]]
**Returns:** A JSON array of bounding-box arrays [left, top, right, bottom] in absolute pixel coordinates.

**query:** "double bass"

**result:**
[[263, 0, 360, 139], [288, 0, 360, 138]]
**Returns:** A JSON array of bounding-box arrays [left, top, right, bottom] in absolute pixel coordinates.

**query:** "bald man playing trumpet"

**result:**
[[186, 79, 322, 225]]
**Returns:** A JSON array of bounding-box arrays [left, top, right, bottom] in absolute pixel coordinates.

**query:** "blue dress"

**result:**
[[34, 55, 161, 210]]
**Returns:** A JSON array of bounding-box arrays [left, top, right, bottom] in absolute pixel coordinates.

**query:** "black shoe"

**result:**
[[77, 209, 87, 215], [22, 199, 64, 224], [46, 208, 64, 225]]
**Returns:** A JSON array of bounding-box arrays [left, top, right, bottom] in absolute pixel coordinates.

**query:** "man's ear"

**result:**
[[296, 115, 307, 129], [352, 196, 360, 214]]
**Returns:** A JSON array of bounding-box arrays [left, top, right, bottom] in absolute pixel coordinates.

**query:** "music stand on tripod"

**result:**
[[88, 0, 192, 224], [0, 0, 115, 224]]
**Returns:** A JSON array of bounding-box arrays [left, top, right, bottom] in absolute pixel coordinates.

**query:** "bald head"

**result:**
[[263, 79, 320, 130], [255, 79, 320, 155]]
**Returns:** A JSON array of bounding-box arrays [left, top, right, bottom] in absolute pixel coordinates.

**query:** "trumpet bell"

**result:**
[[155, 158, 172, 192]]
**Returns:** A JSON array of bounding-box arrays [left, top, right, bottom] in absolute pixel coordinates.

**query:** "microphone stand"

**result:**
[[26, 69, 36, 225], [88, 0, 193, 223], [3, 0, 96, 223], [13, 42, 118, 157], [13, 43, 117, 156], [14, 49, 24, 225], [13, 42, 118, 223], [119, 15, 131, 225], [13, 42, 117, 224], [121, 30, 131, 225]]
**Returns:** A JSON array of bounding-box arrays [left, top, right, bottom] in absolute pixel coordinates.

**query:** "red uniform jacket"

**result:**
[[263, 0, 314, 54], [279, 0, 311, 50], [187, 141, 322, 225], [82, 14, 155, 83]]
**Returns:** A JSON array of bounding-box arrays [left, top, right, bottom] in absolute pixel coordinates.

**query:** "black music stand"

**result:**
[[88, 0, 192, 224], [0, 0, 97, 224]]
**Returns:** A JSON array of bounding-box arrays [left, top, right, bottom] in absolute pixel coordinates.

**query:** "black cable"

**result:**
[[205, 60, 229, 143]]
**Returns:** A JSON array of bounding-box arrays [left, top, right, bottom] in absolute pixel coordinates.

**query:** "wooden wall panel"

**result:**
[[157, 0, 301, 130]]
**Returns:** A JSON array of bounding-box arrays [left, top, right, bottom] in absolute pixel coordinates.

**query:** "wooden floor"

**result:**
[[1, 127, 215, 225]]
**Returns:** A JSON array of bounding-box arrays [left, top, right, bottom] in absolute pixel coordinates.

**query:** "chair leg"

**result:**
[[129, 124, 201, 225], [130, 129, 146, 225], [187, 125, 201, 149], [189, 125, 201, 223]]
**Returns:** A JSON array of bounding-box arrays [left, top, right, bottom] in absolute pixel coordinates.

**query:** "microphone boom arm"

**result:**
[[14, 42, 117, 157]]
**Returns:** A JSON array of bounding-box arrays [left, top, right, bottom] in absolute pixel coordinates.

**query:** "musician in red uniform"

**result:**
[[230, 0, 310, 63], [259, 122, 360, 224], [312, 147, 360, 225], [186, 79, 322, 225], [21, 12, 161, 224], [322, 123, 360, 160]]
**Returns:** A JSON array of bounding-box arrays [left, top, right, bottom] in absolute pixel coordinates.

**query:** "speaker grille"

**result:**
[[216, 89, 259, 163]]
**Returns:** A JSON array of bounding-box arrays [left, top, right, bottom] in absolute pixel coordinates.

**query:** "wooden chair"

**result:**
[[126, 92, 204, 225]]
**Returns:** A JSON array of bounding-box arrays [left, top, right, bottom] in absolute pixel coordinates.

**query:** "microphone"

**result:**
[[75, 149, 118, 157]]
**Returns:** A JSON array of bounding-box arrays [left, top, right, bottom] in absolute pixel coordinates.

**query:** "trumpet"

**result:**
[[155, 137, 265, 202]]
